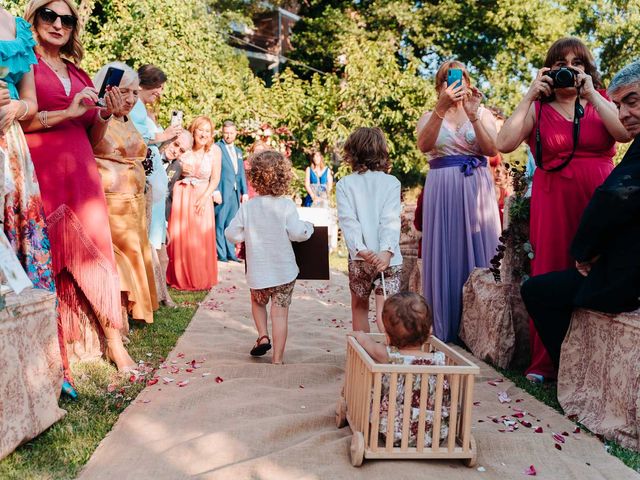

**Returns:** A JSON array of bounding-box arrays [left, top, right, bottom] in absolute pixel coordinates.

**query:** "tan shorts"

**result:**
[[250, 280, 296, 308], [348, 260, 402, 300]]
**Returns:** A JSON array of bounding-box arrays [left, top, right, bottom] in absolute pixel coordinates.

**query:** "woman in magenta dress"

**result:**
[[498, 38, 630, 383], [22, 0, 135, 372]]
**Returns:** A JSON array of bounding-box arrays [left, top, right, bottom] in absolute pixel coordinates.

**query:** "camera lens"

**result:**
[[554, 68, 575, 88]]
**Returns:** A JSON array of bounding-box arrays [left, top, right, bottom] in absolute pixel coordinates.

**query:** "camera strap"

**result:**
[[535, 88, 584, 172]]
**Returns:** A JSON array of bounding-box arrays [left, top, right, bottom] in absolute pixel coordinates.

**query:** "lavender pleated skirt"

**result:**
[[421, 163, 501, 343]]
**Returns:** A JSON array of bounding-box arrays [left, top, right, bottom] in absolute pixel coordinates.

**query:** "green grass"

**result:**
[[0, 289, 208, 480], [497, 366, 640, 472]]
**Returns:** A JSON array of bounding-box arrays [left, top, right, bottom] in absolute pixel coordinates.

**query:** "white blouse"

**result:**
[[336, 170, 403, 267], [225, 196, 314, 289]]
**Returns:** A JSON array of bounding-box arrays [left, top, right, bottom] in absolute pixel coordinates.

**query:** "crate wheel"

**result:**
[[336, 397, 347, 428], [350, 432, 365, 467], [463, 436, 478, 468]]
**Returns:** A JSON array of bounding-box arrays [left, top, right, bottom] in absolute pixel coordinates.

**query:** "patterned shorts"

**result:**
[[250, 280, 296, 308], [348, 260, 402, 300]]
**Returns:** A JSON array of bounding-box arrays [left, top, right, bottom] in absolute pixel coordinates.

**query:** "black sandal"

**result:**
[[250, 335, 272, 356]]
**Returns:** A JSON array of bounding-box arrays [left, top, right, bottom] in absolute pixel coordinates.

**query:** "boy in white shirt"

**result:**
[[336, 127, 403, 332], [225, 150, 313, 364]]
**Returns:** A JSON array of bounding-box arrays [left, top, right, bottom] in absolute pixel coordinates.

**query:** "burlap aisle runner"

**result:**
[[78, 263, 637, 480]]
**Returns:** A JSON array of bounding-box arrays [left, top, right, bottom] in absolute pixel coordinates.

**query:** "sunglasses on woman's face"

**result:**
[[37, 7, 77, 30]]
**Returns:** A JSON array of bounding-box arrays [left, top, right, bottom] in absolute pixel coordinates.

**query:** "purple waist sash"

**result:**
[[429, 155, 487, 176]]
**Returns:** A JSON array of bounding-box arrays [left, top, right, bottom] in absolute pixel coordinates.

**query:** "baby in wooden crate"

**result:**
[[349, 292, 450, 447]]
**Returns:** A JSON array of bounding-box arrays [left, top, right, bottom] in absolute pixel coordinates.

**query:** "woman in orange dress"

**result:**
[[93, 62, 158, 324], [167, 116, 221, 290]]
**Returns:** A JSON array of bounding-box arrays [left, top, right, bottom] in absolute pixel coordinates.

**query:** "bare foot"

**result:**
[[105, 339, 137, 372]]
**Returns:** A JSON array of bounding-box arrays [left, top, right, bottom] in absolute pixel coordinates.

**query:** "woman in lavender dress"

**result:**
[[416, 60, 501, 343]]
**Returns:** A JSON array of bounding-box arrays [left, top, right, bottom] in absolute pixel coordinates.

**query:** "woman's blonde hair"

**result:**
[[188, 116, 215, 153], [24, 0, 84, 64], [434, 60, 471, 91]]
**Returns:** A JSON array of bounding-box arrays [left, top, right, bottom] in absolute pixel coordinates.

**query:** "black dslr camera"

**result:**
[[544, 67, 578, 88]]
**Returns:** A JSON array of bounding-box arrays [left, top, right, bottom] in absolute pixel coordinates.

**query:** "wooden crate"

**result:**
[[336, 334, 480, 467]]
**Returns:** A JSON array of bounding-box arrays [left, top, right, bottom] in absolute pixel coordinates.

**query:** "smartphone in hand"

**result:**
[[170, 110, 183, 128], [97, 67, 125, 107], [447, 68, 463, 88]]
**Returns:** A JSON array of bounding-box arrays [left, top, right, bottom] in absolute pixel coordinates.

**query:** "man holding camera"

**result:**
[[214, 120, 248, 262], [520, 59, 640, 370]]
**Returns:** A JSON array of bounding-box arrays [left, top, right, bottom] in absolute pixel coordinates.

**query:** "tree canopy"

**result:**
[[6, 0, 640, 186]]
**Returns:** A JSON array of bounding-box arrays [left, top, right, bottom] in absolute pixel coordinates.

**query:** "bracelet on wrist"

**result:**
[[38, 110, 51, 129], [434, 109, 445, 120], [469, 115, 479, 123], [97, 111, 112, 123], [17, 100, 29, 121]]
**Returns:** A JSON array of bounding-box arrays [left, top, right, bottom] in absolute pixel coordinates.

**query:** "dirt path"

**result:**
[[78, 262, 638, 480]]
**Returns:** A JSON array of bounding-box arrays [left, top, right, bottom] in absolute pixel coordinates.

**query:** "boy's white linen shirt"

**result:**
[[225, 196, 314, 289], [336, 170, 403, 267]]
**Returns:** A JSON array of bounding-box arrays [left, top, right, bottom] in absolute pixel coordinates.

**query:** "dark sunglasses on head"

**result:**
[[37, 7, 77, 30]]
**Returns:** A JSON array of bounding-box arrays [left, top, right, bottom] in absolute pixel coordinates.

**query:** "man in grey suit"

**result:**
[[214, 121, 248, 262]]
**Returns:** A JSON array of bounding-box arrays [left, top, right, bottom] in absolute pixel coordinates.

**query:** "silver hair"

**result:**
[[178, 129, 193, 145], [93, 61, 139, 91], [608, 60, 640, 94]]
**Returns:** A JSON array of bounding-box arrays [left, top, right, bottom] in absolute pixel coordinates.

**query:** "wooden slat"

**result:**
[[354, 354, 363, 432], [359, 357, 367, 432], [400, 373, 413, 450], [370, 373, 382, 452], [416, 373, 428, 452], [386, 373, 398, 452], [363, 367, 373, 450], [462, 375, 474, 452], [431, 373, 444, 452], [447, 374, 460, 453]]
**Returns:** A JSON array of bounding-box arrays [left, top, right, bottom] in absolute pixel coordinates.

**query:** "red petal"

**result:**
[[473, 401, 481, 406], [513, 412, 525, 418], [186, 368, 194, 373], [215, 376, 224, 383], [147, 378, 158, 386], [552, 433, 566, 444], [177, 380, 189, 387], [129, 375, 136, 382], [299, 385, 305, 389], [561, 431, 569, 436], [555, 443, 562, 451], [516, 399, 524, 403], [521, 420, 532, 428], [524, 465, 537, 476], [534, 426, 544, 433], [574, 427, 581, 434]]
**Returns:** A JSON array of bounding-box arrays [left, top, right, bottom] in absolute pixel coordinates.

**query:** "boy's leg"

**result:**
[[374, 293, 385, 333], [348, 259, 374, 332], [270, 281, 296, 364], [250, 291, 270, 344], [351, 291, 370, 332], [270, 304, 289, 364]]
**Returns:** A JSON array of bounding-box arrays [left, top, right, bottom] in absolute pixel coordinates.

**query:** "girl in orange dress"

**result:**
[[167, 116, 221, 290]]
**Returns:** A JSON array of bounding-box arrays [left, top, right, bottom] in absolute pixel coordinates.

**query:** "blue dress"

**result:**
[[1, 17, 55, 292], [303, 167, 330, 207], [130, 100, 168, 249]]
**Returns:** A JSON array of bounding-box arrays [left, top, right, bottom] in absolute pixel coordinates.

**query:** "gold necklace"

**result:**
[[555, 101, 575, 120], [41, 56, 67, 76]]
